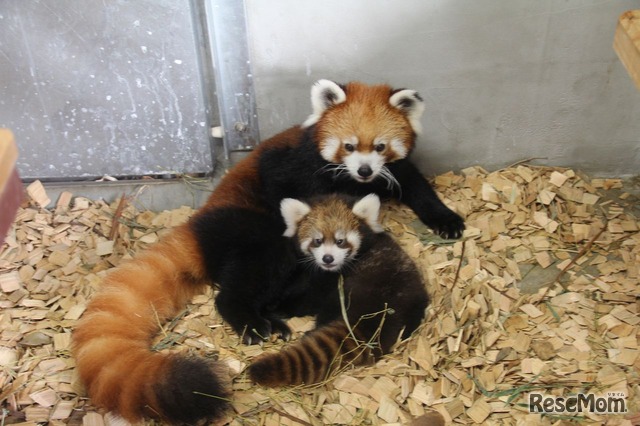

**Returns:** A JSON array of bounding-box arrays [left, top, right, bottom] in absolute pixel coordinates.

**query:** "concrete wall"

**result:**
[[0, 0, 215, 181], [246, 0, 640, 177]]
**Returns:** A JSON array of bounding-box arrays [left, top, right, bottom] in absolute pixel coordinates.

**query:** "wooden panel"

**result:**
[[0, 129, 22, 245], [0, 129, 18, 189], [614, 10, 640, 90]]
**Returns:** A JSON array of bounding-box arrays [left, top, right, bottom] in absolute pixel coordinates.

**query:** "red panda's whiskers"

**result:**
[[379, 166, 402, 196], [314, 163, 339, 176], [340, 258, 358, 274], [331, 164, 350, 179], [297, 256, 317, 266], [314, 163, 351, 181]]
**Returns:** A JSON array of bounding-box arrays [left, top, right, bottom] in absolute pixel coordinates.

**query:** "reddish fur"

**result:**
[[315, 82, 415, 162], [72, 127, 305, 422], [201, 126, 303, 211], [249, 320, 372, 387], [73, 226, 210, 421], [296, 196, 360, 242]]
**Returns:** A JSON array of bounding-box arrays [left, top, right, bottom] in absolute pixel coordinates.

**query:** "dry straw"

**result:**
[[0, 164, 638, 425]]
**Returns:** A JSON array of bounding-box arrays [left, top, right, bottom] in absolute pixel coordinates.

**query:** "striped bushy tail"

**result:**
[[248, 320, 375, 387], [72, 225, 230, 424]]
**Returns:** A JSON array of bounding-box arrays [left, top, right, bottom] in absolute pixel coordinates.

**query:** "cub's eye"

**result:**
[[344, 143, 355, 152], [375, 144, 385, 152], [311, 238, 323, 247], [336, 239, 345, 247]]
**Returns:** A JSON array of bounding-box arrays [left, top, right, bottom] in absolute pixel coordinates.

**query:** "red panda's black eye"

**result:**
[[344, 143, 355, 152], [312, 238, 323, 247], [336, 239, 345, 247], [375, 144, 385, 152]]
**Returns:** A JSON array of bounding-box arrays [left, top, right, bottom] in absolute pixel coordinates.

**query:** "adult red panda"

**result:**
[[249, 193, 429, 386], [72, 80, 463, 423]]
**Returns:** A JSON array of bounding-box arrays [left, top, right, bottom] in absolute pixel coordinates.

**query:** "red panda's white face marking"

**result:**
[[303, 229, 361, 271], [319, 136, 410, 183], [319, 137, 342, 164], [305, 80, 425, 185], [342, 146, 386, 183], [280, 194, 382, 272], [389, 137, 408, 159]]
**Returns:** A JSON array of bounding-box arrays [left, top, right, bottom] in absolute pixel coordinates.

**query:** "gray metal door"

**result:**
[[0, 0, 216, 181]]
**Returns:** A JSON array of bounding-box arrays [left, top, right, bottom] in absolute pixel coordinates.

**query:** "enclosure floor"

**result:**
[[0, 165, 638, 425]]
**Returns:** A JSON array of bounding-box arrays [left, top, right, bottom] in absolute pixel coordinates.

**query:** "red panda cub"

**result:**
[[248, 194, 429, 386]]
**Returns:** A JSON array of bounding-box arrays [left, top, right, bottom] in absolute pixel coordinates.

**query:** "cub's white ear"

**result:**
[[280, 198, 311, 237], [302, 79, 347, 128], [352, 194, 384, 233], [389, 89, 425, 134]]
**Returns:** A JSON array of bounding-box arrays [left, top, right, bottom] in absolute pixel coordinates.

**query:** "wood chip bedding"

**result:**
[[0, 165, 638, 425]]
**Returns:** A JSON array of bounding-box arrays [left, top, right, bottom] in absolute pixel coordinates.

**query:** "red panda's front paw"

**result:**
[[426, 209, 465, 240], [269, 318, 292, 341], [242, 319, 273, 345], [241, 318, 292, 345]]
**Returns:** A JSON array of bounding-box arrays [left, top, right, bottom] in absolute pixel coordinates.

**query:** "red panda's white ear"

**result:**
[[352, 194, 384, 233], [389, 89, 425, 134], [302, 80, 347, 128], [280, 198, 311, 237]]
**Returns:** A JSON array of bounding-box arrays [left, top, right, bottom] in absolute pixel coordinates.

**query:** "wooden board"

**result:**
[[614, 10, 640, 90], [0, 129, 18, 193], [0, 129, 22, 245]]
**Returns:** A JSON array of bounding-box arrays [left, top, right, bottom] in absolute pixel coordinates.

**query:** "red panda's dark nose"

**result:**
[[357, 165, 373, 178], [322, 254, 334, 264]]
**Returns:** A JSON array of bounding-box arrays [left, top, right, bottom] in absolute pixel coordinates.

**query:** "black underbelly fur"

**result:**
[[190, 207, 298, 344]]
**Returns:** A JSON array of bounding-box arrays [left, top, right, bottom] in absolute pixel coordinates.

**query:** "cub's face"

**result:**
[[301, 226, 361, 271], [280, 194, 383, 272], [303, 80, 425, 184]]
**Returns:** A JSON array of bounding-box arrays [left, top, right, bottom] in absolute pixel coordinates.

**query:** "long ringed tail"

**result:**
[[248, 320, 375, 387], [72, 225, 230, 424]]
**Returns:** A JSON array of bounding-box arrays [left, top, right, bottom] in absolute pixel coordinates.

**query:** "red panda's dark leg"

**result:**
[[388, 160, 465, 239], [264, 314, 293, 341], [214, 289, 274, 345], [190, 206, 297, 344]]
